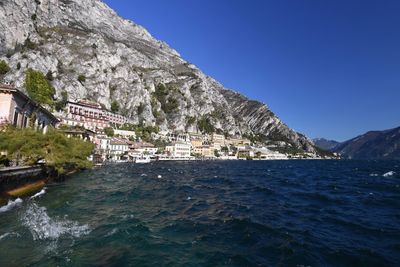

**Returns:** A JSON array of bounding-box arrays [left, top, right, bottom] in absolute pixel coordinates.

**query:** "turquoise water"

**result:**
[[0, 160, 399, 266]]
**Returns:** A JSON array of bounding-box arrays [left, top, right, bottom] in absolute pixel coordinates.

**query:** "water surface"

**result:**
[[0, 160, 399, 266]]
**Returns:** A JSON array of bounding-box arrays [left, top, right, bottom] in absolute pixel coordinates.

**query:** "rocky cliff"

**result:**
[[0, 0, 317, 153]]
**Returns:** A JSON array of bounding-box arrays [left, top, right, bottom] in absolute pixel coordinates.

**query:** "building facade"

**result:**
[[0, 84, 59, 132], [165, 142, 191, 158], [114, 129, 136, 139], [108, 138, 130, 160], [211, 133, 225, 149], [129, 142, 158, 155], [61, 100, 131, 131], [192, 145, 213, 158]]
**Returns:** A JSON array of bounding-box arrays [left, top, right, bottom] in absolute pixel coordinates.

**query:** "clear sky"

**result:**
[[103, 0, 400, 141]]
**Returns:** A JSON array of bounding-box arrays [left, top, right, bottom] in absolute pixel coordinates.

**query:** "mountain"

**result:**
[[312, 138, 340, 151], [0, 0, 318, 154], [333, 127, 400, 159]]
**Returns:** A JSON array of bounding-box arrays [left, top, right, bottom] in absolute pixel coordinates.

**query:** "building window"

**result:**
[[23, 116, 28, 128], [13, 110, 19, 126]]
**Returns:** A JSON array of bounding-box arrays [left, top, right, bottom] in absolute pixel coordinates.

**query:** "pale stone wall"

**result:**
[[0, 92, 12, 125]]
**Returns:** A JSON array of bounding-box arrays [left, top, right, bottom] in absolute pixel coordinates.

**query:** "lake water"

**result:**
[[0, 160, 399, 266]]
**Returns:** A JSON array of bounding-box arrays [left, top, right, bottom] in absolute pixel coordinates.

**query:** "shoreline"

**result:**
[[0, 157, 341, 206], [0, 166, 84, 205]]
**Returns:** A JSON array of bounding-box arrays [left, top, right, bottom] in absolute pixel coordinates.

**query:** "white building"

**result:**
[[166, 132, 190, 143], [254, 147, 288, 160], [165, 142, 191, 158], [130, 142, 158, 155], [114, 129, 136, 139], [108, 138, 129, 160]]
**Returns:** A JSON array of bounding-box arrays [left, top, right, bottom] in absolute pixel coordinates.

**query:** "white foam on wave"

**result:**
[[383, 171, 395, 177], [30, 188, 46, 199], [21, 203, 90, 241], [369, 173, 379, 177], [0, 232, 10, 240], [0, 232, 20, 240], [0, 198, 23, 213]]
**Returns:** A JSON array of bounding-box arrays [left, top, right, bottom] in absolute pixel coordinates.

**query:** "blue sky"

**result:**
[[103, 0, 400, 141]]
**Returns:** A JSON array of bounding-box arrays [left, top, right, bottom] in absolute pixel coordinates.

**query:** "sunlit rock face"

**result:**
[[0, 0, 316, 152]]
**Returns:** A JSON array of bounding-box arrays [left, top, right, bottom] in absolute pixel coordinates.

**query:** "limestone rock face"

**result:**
[[0, 0, 316, 153]]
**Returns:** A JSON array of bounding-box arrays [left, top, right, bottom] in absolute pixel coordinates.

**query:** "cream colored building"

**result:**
[[165, 142, 191, 158], [225, 137, 251, 146], [211, 133, 225, 149], [193, 145, 213, 158], [114, 129, 136, 139]]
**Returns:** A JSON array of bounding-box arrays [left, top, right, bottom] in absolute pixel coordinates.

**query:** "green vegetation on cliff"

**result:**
[[0, 127, 94, 175], [0, 60, 10, 75], [111, 100, 120, 113], [103, 127, 114, 137], [25, 68, 55, 106], [117, 123, 159, 142], [197, 117, 214, 134], [152, 84, 180, 115]]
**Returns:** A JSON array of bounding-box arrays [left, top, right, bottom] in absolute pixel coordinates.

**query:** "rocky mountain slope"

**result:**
[[333, 127, 400, 160], [0, 0, 317, 153], [312, 138, 340, 151]]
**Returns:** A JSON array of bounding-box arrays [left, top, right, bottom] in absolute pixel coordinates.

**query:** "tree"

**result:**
[[221, 146, 229, 153], [0, 126, 94, 175], [111, 101, 120, 113], [163, 97, 179, 114], [197, 117, 214, 134], [137, 103, 145, 114], [55, 91, 68, 111], [25, 68, 55, 106], [46, 70, 54, 81], [186, 116, 196, 125], [23, 38, 37, 50], [104, 127, 114, 137], [0, 60, 10, 75]]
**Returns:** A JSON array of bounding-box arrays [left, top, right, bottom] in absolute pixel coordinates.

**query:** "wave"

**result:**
[[383, 171, 395, 177], [30, 188, 46, 199], [21, 203, 90, 240], [0, 198, 23, 213], [0, 232, 20, 240], [0, 232, 10, 240]]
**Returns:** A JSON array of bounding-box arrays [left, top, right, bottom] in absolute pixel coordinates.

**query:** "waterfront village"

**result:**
[[0, 83, 327, 166]]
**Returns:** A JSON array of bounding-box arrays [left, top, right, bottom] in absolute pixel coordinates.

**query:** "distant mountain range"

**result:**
[[312, 138, 340, 151], [313, 126, 400, 160]]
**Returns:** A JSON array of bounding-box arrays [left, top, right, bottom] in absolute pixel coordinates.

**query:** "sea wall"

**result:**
[[0, 166, 46, 192]]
